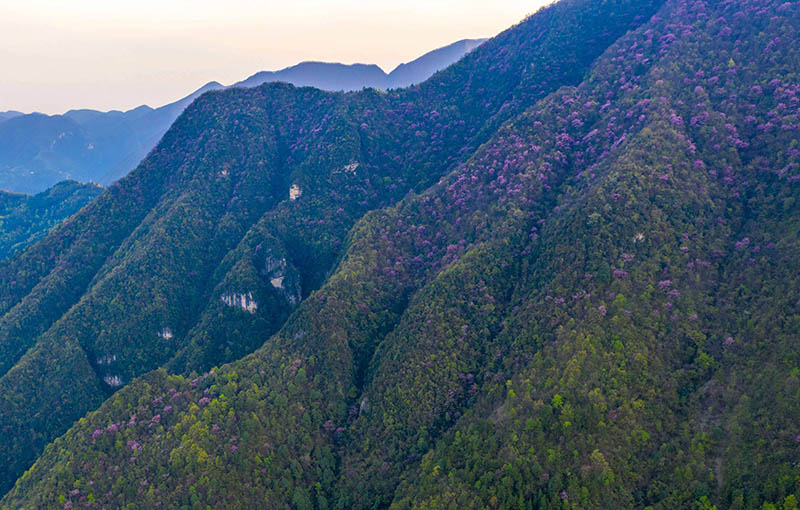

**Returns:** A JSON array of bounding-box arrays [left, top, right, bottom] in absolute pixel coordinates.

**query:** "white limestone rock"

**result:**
[[221, 292, 258, 313], [289, 184, 302, 201], [96, 354, 117, 365], [104, 375, 123, 387]]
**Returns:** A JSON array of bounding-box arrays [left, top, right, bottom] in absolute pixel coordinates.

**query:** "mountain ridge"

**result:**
[[0, 39, 485, 194], [235, 38, 488, 90], [1, 0, 799, 508], [0, 0, 666, 497]]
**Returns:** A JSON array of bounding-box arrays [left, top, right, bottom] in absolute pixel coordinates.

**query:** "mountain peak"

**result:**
[[0, 38, 484, 194]]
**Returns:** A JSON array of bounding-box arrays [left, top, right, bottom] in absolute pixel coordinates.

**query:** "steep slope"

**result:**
[[0, 39, 483, 194], [67, 81, 225, 185], [386, 38, 487, 88], [0, 0, 665, 498], [0, 181, 102, 260], [0, 82, 224, 194], [3, 0, 798, 508]]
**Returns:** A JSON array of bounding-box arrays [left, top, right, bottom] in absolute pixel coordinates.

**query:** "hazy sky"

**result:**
[[0, 1, 547, 114]]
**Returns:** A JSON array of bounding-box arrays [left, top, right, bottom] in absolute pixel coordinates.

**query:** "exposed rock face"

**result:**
[[221, 292, 258, 313], [263, 255, 301, 305], [102, 375, 123, 387], [95, 354, 116, 365]]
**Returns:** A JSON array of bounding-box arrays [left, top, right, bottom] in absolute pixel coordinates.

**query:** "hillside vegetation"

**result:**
[[0, 181, 101, 260], [1, 0, 798, 508]]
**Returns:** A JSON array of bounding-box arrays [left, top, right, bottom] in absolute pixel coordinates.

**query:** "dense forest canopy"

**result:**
[[0, 181, 101, 260], [0, 0, 798, 508]]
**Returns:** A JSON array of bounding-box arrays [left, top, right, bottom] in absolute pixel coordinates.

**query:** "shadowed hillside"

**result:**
[[0, 181, 102, 260]]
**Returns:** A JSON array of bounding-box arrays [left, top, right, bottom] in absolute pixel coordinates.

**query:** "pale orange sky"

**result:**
[[0, 1, 549, 114]]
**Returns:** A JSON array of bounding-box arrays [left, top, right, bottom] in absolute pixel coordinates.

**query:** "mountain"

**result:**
[[2, 0, 800, 508], [233, 62, 390, 90], [0, 39, 485, 195], [0, 82, 224, 194], [386, 38, 486, 88], [0, 180, 102, 260], [0, 112, 22, 124], [235, 38, 488, 90], [0, 0, 660, 497]]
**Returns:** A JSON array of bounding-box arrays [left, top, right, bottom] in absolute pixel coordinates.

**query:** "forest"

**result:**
[[0, 0, 798, 508]]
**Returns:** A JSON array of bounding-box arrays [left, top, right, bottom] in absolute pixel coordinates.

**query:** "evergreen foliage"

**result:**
[[1, 0, 798, 508], [0, 181, 101, 260]]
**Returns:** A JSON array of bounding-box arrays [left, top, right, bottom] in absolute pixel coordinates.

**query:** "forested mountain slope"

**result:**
[[2, 0, 800, 508], [0, 39, 484, 194], [0, 0, 663, 498], [0, 82, 223, 194], [0, 181, 102, 260]]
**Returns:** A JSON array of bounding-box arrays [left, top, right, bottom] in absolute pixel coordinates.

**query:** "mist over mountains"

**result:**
[[0, 39, 485, 194]]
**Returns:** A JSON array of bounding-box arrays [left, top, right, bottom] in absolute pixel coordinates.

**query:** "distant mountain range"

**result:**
[[0, 39, 485, 194], [235, 38, 486, 90], [0, 112, 22, 123]]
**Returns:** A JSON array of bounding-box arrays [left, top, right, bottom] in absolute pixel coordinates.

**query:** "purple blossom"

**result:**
[[657, 280, 672, 289], [598, 305, 607, 316], [735, 237, 750, 250], [92, 429, 104, 440]]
